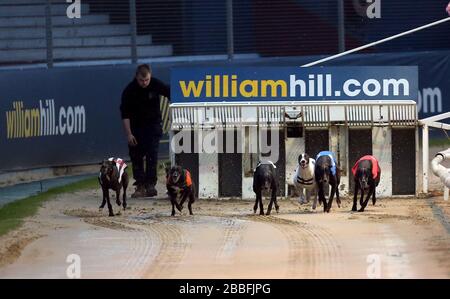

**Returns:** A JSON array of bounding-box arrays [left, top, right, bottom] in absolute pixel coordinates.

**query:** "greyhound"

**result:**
[[253, 161, 279, 215], [293, 153, 318, 210], [351, 155, 381, 212], [98, 158, 129, 216], [315, 151, 341, 213], [165, 165, 196, 216]]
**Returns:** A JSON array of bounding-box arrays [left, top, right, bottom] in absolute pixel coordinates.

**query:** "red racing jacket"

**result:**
[[351, 155, 380, 180]]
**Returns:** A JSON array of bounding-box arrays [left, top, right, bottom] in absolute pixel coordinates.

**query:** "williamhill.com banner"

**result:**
[[171, 66, 418, 103]]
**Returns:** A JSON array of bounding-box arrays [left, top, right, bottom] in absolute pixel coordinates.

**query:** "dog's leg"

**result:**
[[305, 189, 311, 205], [318, 185, 327, 213], [122, 174, 128, 210], [372, 185, 377, 206], [258, 191, 264, 215], [312, 188, 318, 210], [305, 188, 311, 203], [299, 188, 306, 204], [122, 185, 127, 210], [336, 185, 341, 208], [317, 184, 324, 207], [169, 191, 184, 212], [169, 193, 178, 216], [171, 199, 176, 216], [359, 186, 365, 208], [335, 173, 341, 208], [106, 191, 114, 217], [272, 184, 280, 213], [116, 189, 122, 207], [266, 188, 276, 216], [352, 182, 358, 211], [169, 191, 182, 214], [297, 187, 302, 204], [253, 192, 259, 214], [359, 187, 365, 206], [99, 189, 107, 211], [179, 190, 188, 211], [359, 185, 374, 212], [326, 185, 335, 213], [274, 196, 280, 213], [188, 192, 195, 215]]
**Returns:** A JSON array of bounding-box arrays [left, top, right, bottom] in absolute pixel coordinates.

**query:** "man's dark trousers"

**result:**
[[129, 124, 162, 189]]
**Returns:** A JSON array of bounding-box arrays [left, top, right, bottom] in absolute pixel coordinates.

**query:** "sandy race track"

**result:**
[[0, 182, 449, 279]]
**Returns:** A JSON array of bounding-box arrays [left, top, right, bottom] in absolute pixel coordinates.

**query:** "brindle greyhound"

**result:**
[[98, 158, 129, 216], [351, 155, 381, 212], [253, 161, 279, 215], [165, 165, 196, 216], [315, 151, 341, 213]]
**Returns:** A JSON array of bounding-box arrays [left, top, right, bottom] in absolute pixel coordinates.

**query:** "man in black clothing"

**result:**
[[120, 64, 170, 198]]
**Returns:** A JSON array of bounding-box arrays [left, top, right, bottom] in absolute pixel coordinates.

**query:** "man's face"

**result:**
[[136, 73, 151, 88]]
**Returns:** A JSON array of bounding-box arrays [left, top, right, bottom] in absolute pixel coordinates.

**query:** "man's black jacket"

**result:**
[[120, 77, 170, 134]]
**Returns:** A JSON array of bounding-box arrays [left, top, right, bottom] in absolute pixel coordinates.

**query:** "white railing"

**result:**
[[170, 100, 417, 130]]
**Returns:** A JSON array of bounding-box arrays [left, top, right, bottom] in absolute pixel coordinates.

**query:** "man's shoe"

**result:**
[[146, 185, 158, 197], [131, 185, 146, 198]]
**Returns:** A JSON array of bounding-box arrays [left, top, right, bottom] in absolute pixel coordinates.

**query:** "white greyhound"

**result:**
[[293, 153, 318, 210]]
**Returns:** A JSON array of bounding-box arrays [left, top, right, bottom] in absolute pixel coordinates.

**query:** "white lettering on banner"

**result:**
[[418, 87, 443, 114]]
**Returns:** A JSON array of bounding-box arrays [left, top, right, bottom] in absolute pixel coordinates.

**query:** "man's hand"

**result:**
[[122, 119, 137, 146], [127, 134, 138, 146], [447, 2, 450, 15]]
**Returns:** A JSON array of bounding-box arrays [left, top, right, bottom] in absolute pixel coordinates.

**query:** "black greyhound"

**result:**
[[351, 156, 381, 212], [315, 152, 341, 213], [166, 165, 196, 216], [253, 162, 279, 215], [98, 159, 129, 216]]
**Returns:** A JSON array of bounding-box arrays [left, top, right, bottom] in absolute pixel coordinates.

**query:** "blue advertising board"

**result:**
[[171, 66, 418, 103]]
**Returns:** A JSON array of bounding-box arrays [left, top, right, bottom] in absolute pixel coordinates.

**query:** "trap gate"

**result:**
[[169, 100, 419, 199]]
